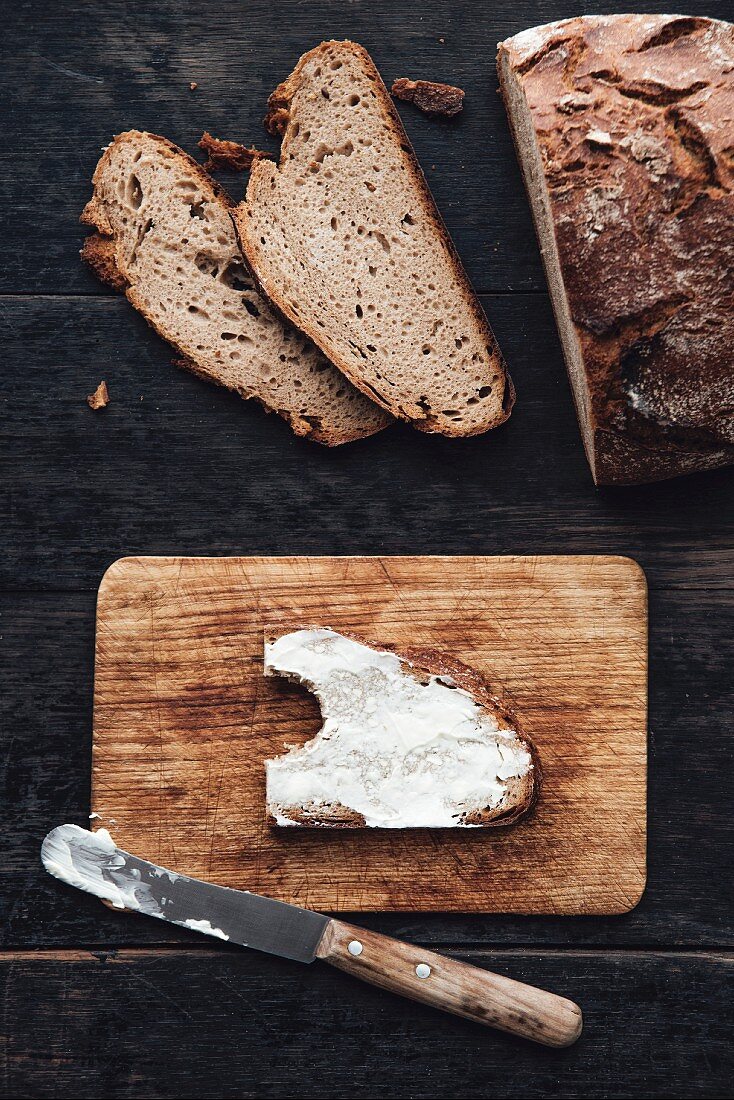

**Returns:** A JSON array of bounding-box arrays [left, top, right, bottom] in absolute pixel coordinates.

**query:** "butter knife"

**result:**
[[41, 825, 582, 1047]]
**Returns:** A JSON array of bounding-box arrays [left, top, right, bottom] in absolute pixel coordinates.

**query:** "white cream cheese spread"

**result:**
[[265, 628, 533, 828], [41, 824, 164, 914]]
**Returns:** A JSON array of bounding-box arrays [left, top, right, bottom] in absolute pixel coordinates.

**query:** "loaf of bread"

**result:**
[[234, 41, 514, 437], [81, 131, 391, 444], [264, 627, 539, 828], [498, 15, 734, 484]]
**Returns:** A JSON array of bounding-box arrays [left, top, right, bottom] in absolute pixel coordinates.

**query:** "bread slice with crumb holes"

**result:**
[[81, 130, 391, 444], [264, 627, 539, 827], [234, 41, 514, 437]]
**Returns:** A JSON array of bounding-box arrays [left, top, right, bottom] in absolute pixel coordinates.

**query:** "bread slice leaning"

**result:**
[[234, 41, 514, 437], [264, 627, 539, 828], [81, 131, 391, 444]]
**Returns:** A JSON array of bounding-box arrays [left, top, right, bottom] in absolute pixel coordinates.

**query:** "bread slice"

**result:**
[[234, 41, 514, 437], [264, 627, 539, 828], [498, 16, 734, 484], [81, 130, 391, 444]]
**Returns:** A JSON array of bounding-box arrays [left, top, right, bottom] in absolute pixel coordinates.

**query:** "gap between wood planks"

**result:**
[[2, 947, 732, 961]]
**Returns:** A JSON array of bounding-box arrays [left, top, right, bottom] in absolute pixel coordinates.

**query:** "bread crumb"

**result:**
[[391, 77, 464, 117], [264, 105, 290, 137], [87, 381, 109, 410], [189, 81, 198, 91], [438, 37, 445, 43], [198, 131, 273, 172]]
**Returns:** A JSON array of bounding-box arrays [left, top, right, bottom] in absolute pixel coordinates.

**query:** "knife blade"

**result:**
[[41, 824, 582, 1046], [41, 824, 329, 962]]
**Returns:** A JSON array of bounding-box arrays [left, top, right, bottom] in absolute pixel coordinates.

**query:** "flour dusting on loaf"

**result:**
[[264, 628, 538, 828], [498, 15, 734, 484]]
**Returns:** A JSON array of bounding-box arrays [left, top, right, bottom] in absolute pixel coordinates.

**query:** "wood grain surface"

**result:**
[[317, 920, 584, 1045], [3, 0, 732, 1094], [92, 554, 647, 914], [3, 294, 732, 594], [2, 948, 730, 1099], [4, 588, 729, 950]]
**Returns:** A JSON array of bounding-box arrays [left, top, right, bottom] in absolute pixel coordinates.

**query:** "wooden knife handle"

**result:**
[[316, 919, 582, 1047]]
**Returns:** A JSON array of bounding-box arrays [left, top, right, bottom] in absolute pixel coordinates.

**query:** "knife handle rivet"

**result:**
[[348, 940, 363, 957], [415, 963, 431, 979]]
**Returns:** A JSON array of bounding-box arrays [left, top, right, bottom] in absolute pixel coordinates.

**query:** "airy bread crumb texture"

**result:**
[[81, 130, 391, 444], [235, 41, 514, 437]]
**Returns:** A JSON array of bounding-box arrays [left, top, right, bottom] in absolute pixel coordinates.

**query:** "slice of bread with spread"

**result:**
[[264, 627, 539, 828], [234, 41, 514, 437], [498, 15, 734, 484], [81, 130, 391, 444]]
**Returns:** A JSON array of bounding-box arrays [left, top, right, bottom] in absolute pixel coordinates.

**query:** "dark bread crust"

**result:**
[[498, 15, 734, 484], [197, 131, 274, 173], [266, 626, 540, 829], [274, 801, 368, 828], [236, 40, 515, 437], [391, 78, 465, 117], [81, 131, 388, 446], [81, 232, 129, 292]]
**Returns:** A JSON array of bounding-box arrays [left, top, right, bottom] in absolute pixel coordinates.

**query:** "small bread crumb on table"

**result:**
[[87, 381, 109, 410], [189, 81, 197, 91], [197, 131, 273, 172], [391, 77, 464, 117], [263, 106, 290, 137]]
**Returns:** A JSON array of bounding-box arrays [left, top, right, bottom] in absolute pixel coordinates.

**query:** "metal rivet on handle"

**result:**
[[415, 963, 431, 979], [348, 940, 363, 956]]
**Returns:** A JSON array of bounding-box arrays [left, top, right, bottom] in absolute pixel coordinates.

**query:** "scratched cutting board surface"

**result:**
[[92, 555, 647, 914]]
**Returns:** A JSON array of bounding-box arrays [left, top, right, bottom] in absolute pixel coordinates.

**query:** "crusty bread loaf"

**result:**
[[498, 15, 734, 484], [264, 627, 539, 828], [234, 41, 514, 437], [81, 131, 391, 444]]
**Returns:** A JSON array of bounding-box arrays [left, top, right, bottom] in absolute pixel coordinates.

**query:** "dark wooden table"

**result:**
[[2, 1, 732, 1096]]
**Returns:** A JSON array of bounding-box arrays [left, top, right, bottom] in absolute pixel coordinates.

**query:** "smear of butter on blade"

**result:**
[[41, 824, 164, 914], [41, 826, 231, 944], [183, 918, 229, 940]]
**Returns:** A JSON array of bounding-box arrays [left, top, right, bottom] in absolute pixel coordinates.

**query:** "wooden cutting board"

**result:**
[[92, 555, 647, 914]]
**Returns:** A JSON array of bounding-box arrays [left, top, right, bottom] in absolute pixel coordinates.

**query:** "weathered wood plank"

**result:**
[[3, 0, 732, 296], [4, 0, 540, 296], [1, 948, 731, 1098], [2, 587, 730, 947], [1, 295, 732, 592], [4, 2, 733, 1094]]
